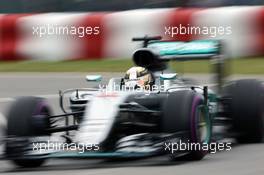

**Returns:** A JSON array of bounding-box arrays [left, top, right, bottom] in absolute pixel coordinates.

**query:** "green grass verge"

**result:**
[[0, 60, 134, 72], [0, 58, 263, 74]]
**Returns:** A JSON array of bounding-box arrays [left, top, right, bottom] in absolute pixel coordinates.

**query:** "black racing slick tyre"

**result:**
[[6, 97, 51, 168], [162, 90, 211, 161], [223, 79, 264, 143]]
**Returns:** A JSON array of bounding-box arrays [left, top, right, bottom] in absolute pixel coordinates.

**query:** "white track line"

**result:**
[[0, 94, 59, 103], [0, 98, 14, 103]]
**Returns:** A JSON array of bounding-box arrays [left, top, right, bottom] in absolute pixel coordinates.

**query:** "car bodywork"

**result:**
[[2, 37, 263, 167]]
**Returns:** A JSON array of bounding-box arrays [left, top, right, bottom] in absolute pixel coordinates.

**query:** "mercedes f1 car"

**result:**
[[3, 36, 264, 167]]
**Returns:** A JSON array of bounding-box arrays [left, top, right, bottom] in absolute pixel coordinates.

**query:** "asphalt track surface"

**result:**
[[0, 73, 263, 175]]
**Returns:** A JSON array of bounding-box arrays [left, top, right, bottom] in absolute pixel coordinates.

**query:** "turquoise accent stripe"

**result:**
[[148, 40, 218, 56], [44, 151, 154, 159]]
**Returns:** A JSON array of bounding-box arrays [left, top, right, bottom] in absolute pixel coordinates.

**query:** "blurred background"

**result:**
[[1, 0, 264, 62], [0, 0, 264, 13]]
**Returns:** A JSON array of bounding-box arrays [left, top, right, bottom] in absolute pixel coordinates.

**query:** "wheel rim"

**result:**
[[197, 106, 210, 144]]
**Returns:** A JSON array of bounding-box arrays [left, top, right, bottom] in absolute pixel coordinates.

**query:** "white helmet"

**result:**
[[123, 66, 154, 90]]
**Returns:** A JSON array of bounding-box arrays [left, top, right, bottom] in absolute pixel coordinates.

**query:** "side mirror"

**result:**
[[160, 73, 177, 80], [86, 75, 102, 82]]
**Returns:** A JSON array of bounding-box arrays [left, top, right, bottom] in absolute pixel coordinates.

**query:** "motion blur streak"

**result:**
[[1, 7, 264, 60]]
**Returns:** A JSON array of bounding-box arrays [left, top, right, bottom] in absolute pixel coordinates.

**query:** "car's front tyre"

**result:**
[[162, 90, 212, 161], [6, 97, 51, 168]]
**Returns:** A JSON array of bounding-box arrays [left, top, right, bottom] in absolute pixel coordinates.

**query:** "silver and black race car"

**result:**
[[3, 36, 264, 168]]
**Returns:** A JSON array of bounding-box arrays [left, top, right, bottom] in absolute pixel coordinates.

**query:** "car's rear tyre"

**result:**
[[162, 90, 211, 161], [223, 79, 264, 143], [6, 97, 51, 168]]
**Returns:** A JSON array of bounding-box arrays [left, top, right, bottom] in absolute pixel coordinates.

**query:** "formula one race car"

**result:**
[[3, 36, 264, 168]]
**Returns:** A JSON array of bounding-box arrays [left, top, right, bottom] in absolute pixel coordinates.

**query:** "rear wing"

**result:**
[[132, 36, 227, 92], [132, 35, 222, 61], [146, 40, 221, 61]]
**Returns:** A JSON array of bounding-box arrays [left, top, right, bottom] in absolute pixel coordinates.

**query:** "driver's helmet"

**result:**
[[123, 66, 154, 90]]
